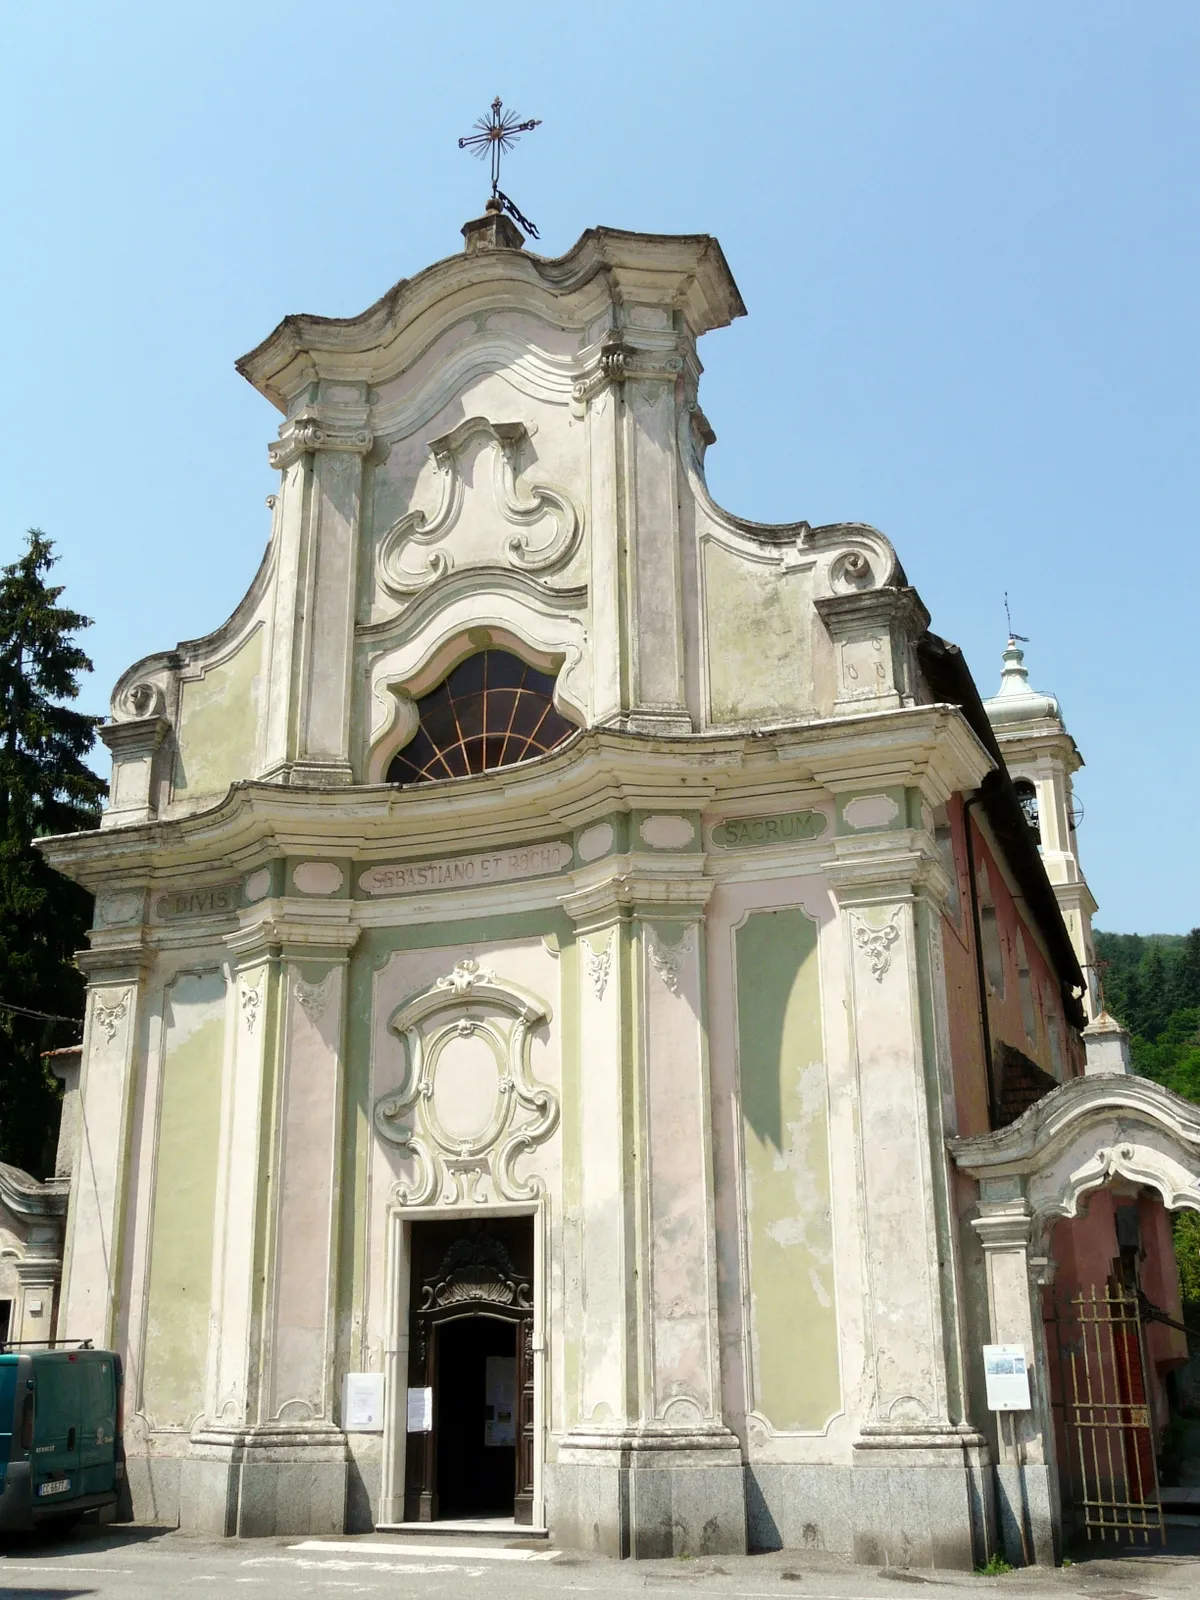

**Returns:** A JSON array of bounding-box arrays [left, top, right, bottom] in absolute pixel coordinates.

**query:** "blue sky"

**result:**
[[3, 3, 1196, 932]]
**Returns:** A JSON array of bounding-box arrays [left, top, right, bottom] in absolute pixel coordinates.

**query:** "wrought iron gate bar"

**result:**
[[1047, 1282, 1165, 1545]]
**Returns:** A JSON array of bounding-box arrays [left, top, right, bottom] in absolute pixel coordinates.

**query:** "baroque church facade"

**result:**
[[38, 207, 1200, 1566]]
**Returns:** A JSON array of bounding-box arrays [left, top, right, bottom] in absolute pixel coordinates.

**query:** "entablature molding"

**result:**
[[40, 706, 990, 893]]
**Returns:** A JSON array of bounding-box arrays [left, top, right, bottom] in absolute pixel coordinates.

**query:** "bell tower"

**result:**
[[983, 640, 1100, 1017]]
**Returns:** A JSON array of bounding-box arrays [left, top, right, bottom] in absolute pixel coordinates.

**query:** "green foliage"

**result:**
[[1097, 929, 1200, 1325], [1095, 929, 1200, 1104], [0, 530, 105, 1176], [1174, 1209, 1200, 1320], [974, 1553, 1014, 1575]]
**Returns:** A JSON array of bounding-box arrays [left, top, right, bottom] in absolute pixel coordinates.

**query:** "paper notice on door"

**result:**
[[983, 1344, 1031, 1411], [484, 1355, 517, 1447], [406, 1385, 433, 1433]]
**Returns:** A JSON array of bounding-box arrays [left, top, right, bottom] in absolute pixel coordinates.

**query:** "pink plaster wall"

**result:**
[[938, 795, 1084, 1138]]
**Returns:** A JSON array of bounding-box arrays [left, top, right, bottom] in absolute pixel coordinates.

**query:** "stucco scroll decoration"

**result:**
[[584, 933, 613, 1000], [647, 926, 696, 995], [377, 417, 583, 600], [294, 970, 335, 1023], [92, 989, 131, 1044], [436, 957, 498, 995], [240, 974, 264, 1034], [376, 963, 558, 1207], [853, 917, 901, 982]]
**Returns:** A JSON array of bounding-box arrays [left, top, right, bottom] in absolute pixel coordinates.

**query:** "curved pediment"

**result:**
[[949, 1073, 1200, 1228], [236, 226, 745, 413]]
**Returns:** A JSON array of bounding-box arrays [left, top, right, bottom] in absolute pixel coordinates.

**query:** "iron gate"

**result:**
[[1047, 1283, 1164, 1544]]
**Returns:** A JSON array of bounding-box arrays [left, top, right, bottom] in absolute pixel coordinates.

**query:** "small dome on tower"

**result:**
[[983, 639, 1062, 729]]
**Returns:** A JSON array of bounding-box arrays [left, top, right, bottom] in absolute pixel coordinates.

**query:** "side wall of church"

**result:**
[[938, 795, 1084, 1141]]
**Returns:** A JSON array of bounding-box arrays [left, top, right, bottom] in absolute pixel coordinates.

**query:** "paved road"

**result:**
[[2, 1525, 1199, 1600]]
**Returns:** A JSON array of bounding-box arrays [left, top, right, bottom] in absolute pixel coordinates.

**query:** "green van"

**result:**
[[0, 1346, 128, 1532]]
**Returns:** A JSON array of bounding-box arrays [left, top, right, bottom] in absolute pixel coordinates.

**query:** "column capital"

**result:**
[[76, 938, 154, 986], [98, 714, 171, 759], [826, 839, 951, 909], [223, 906, 360, 966], [971, 1202, 1034, 1253], [267, 408, 374, 472], [561, 862, 712, 935]]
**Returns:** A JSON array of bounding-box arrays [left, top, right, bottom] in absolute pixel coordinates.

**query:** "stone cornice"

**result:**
[[38, 704, 990, 890]]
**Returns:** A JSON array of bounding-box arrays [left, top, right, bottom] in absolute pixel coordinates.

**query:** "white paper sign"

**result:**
[[407, 1385, 433, 1433], [484, 1355, 517, 1447], [342, 1372, 385, 1432], [983, 1344, 1031, 1412]]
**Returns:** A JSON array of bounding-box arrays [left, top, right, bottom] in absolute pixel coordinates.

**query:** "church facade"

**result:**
[[41, 209, 1200, 1566]]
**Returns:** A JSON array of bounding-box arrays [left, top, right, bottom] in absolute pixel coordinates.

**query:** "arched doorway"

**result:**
[[950, 1073, 1200, 1564], [403, 1219, 535, 1525]]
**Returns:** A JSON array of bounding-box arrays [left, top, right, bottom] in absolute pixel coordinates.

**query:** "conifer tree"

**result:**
[[0, 530, 105, 1175]]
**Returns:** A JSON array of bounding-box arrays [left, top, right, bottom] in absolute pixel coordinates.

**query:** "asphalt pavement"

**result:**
[[2, 1523, 1200, 1600]]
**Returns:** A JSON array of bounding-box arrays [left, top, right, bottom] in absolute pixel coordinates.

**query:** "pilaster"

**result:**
[[99, 713, 171, 827], [970, 1188, 1059, 1566], [60, 938, 154, 1348], [261, 402, 373, 786], [584, 324, 697, 736], [815, 586, 930, 715], [557, 859, 744, 1557], [183, 905, 359, 1537], [827, 828, 985, 1568]]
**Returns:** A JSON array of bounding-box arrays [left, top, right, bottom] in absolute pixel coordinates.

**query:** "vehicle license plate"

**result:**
[[38, 1479, 71, 1496]]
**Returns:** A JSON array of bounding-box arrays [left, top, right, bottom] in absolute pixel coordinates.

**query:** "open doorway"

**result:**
[[436, 1315, 517, 1516], [1043, 1186, 1192, 1546], [405, 1216, 535, 1525]]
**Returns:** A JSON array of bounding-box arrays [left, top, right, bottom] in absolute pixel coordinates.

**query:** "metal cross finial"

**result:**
[[1003, 592, 1029, 645], [458, 96, 542, 238]]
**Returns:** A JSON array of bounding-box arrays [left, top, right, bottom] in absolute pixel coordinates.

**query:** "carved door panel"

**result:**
[[405, 1311, 437, 1522], [515, 1312, 535, 1523]]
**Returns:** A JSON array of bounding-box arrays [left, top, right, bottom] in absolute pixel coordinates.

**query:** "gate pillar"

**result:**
[[971, 1184, 1060, 1566]]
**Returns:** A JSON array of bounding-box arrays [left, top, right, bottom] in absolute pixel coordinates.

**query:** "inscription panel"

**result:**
[[359, 841, 572, 897], [710, 810, 828, 850], [154, 882, 241, 921]]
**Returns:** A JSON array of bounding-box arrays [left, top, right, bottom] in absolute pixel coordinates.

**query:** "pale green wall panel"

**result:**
[[735, 908, 840, 1430], [705, 544, 813, 722], [173, 627, 263, 796], [141, 971, 226, 1427]]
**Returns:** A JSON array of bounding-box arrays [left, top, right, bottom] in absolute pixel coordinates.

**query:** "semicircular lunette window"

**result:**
[[387, 650, 577, 785]]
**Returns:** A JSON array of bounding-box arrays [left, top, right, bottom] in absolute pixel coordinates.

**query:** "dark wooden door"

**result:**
[[404, 1221, 534, 1525]]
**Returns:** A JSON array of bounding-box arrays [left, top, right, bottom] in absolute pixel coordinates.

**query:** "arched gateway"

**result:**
[[37, 206, 1192, 1568], [951, 1070, 1200, 1563]]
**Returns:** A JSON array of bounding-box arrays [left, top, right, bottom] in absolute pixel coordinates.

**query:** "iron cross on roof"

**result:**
[[458, 97, 542, 239]]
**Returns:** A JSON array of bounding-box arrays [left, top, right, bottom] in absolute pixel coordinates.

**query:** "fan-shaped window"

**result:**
[[387, 650, 576, 785]]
